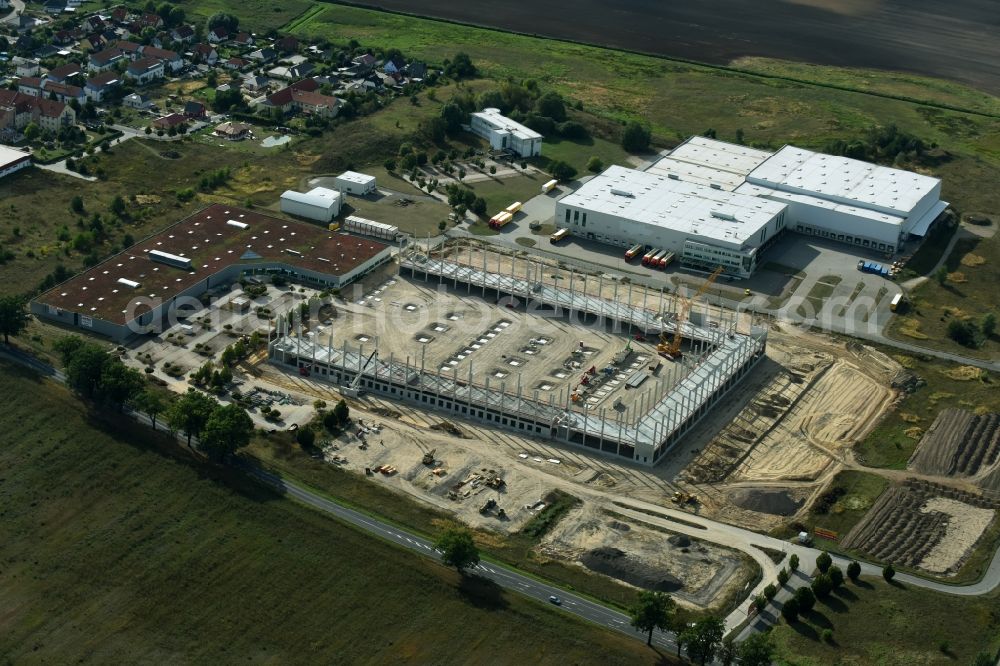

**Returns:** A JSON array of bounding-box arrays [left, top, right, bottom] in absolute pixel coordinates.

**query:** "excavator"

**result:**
[[657, 266, 724, 359]]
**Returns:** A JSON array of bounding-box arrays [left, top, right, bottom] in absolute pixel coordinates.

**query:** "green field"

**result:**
[[772, 471, 889, 544], [770, 576, 1000, 665], [82, 0, 313, 32], [0, 361, 665, 664]]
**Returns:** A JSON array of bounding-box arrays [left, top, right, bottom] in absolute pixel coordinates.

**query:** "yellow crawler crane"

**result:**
[[657, 266, 724, 358]]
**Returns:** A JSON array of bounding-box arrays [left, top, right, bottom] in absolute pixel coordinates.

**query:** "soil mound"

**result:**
[[729, 488, 803, 516], [581, 547, 683, 592], [668, 534, 691, 548]]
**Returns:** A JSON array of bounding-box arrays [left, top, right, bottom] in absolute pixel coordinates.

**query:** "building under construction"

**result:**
[[268, 249, 767, 466]]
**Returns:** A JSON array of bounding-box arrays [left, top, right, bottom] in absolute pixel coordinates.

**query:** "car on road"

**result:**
[[548, 595, 561, 605]]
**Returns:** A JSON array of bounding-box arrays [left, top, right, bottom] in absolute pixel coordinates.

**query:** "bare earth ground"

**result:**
[[348, 0, 1000, 93]]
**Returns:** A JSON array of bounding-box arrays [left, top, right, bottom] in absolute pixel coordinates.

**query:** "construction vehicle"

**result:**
[[341, 349, 378, 398], [671, 490, 697, 505], [422, 449, 436, 465], [612, 342, 632, 364], [479, 498, 497, 514], [657, 266, 723, 358]]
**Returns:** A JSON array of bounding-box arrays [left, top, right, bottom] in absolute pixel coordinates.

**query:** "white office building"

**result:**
[[470, 107, 542, 157], [335, 171, 377, 196], [557, 165, 788, 277], [280, 186, 341, 222]]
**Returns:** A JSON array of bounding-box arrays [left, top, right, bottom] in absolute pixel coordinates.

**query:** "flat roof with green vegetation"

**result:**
[[0, 361, 664, 664], [770, 575, 1000, 665]]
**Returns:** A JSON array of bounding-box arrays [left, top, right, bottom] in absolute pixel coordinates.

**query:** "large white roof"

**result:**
[[561, 165, 786, 247], [646, 136, 773, 190], [337, 170, 376, 185], [747, 145, 939, 216], [0, 144, 31, 169], [281, 186, 340, 209], [472, 107, 542, 141]]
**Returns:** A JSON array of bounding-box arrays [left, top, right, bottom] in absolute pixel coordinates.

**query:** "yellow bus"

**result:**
[[890, 293, 904, 312], [550, 227, 570, 243]]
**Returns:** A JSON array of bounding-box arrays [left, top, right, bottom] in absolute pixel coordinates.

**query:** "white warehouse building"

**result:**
[[335, 171, 377, 196], [280, 186, 341, 222], [470, 107, 542, 157], [556, 166, 788, 277], [557, 137, 947, 275]]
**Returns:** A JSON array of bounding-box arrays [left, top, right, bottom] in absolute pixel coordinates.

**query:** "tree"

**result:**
[[0, 295, 30, 344], [763, 583, 777, 601], [137, 390, 167, 430], [167, 389, 216, 447], [110, 195, 126, 217], [444, 52, 476, 79], [440, 102, 466, 134], [934, 265, 948, 286], [789, 553, 799, 572], [64, 342, 109, 399], [793, 585, 815, 612], [947, 318, 979, 347], [207, 12, 239, 32], [384, 158, 396, 172], [847, 560, 862, 582], [296, 426, 316, 447], [628, 590, 676, 647], [680, 617, 724, 666], [199, 403, 254, 460], [70, 195, 85, 215], [982, 312, 996, 338], [735, 128, 745, 145], [780, 596, 800, 623], [829, 565, 844, 588], [737, 631, 774, 666], [435, 527, 479, 573], [621, 121, 651, 153], [816, 551, 832, 574], [23, 122, 40, 142], [535, 91, 566, 122], [718, 637, 736, 666], [333, 398, 350, 426], [471, 196, 487, 217], [811, 573, 833, 600], [98, 360, 145, 411], [584, 156, 605, 173], [777, 568, 789, 586], [549, 160, 577, 182], [882, 563, 895, 582], [972, 651, 996, 666]]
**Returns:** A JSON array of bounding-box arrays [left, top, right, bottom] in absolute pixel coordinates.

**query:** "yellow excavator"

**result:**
[[657, 266, 723, 358]]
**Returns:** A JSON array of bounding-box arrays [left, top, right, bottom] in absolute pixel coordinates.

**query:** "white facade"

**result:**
[[335, 171, 376, 195], [280, 186, 341, 222], [470, 108, 542, 157], [557, 165, 787, 277], [650, 137, 947, 255]]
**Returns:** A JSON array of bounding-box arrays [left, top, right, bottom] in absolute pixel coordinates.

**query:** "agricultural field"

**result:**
[[0, 361, 661, 664], [908, 408, 1000, 490], [770, 576, 1000, 666], [81, 0, 313, 32]]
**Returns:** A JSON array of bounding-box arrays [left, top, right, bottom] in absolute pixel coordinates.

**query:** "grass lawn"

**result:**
[[772, 471, 889, 546], [856, 349, 1000, 469], [458, 173, 546, 216], [0, 361, 664, 664], [343, 194, 451, 237], [536, 135, 633, 174], [770, 576, 1000, 665]]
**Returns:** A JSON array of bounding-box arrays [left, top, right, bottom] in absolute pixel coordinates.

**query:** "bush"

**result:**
[[821, 629, 833, 644], [847, 560, 861, 582], [947, 318, 981, 347], [556, 120, 588, 140], [816, 551, 832, 574], [777, 568, 789, 586], [763, 583, 777, 601], [549, 160, 577, 182], [622, 121, 651, 153], [586, 156, 604, 173], [789, 553, 799, 571], [829, 565, 844, 588], [296, 427, 316, 447], [793, 585, 815, 612], [882, 564, 895, 582], [811, 573, 833, 599], [780, 597, 799, 623]]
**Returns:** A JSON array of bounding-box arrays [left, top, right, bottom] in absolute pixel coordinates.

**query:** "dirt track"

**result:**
[[348, 0, 1000, 93]]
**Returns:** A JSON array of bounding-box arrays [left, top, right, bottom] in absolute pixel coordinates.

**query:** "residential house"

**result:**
[[207, 26, 228, 43], [139, 45, 182, 72], [352, 53, 376, 73], [232, 32, 253, 47], [247, 47, 276, 63], [52, 30, 77, 46], [16, 77, 85, 105], [123, 92, 151, 109], [383, 55, 406, 76], [16, 77, 43, 96], [267, 61, 314, 81], [14, 58, 41, 78], [84, 71, 121, 102], [171, 25, 195, 43], [44, 0, 68, 15], [241, 74, 270, 93], [0, 90, 76, 133], [258, 79, 339, 118], [46, 62, 82, 83], [213, 121, 251, 141], [138, 13, 163, 30], [110, 6, 129, 23], [191, 43, 218, 66], [88, 47, 124, 72], [183, 100, 206, 119], [116, 40, 142, 59], [152, 112, 186, 130], [80, 32, 108, 52], [34, 45, 61, 59], [126, 57, 165, 84], [83, 15, 106, 32], [407, 62, 427, 80], [224, 56, 250, 70], [275, 35, 298, 54]]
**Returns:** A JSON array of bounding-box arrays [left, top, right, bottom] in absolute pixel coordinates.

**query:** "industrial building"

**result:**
[[557, 136, 947, 275], [280, 186, 341, 222], [0, 145, 32, 179], [269, 251, 766, 466], [557, 165, 788, 277], [32, 204, 392, 340], [470, 108, 542, 157], [335, 170, 377, 196]]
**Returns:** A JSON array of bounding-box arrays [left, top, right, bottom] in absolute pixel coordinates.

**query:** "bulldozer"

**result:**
[[671, 490, 697, 505]]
